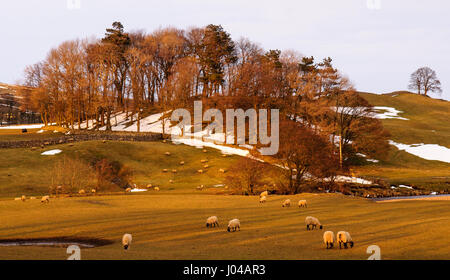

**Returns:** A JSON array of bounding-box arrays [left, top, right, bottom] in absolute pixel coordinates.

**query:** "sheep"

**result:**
[[162, 169, 168, 173], [337, 231, 354, 249], [146, 184, 153, 188], [206, 216, 219, 228], [203, 164, 209, 169], [298, 200, 307, 208], [21, 195, 26, 202], [219, 168, 226, 173], [179, 161, 185, 165], [30, 197, 36, 200], [227, 219, 240, 232], [122, 233, 132, 250], [260, 196, 267, 203], [169, 180, 174, 183], [41, 195, 50, 203], [203, 149, 207, 153], [282, 199, 291, 207], [260, 191, 268, 197], [200, 159, 208, 163], [154, 187, 160, 191], [196, 185, 204, 190], [323, 231, 335, 249], [125, 188, 132, 192], [14, 197, 21, 201], [197, 169, 204, 174], [305, 216, 323, 230], [78, 189, 85, 194], [171, 169, 177, 173], [165, 152, 171, 156], [91, 189, 96, 194]]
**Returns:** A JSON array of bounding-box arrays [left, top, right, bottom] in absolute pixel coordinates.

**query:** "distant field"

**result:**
[[0, 128, 63, 141], [355, 92, 450, 189], [0, 193, 449, 260], [0, 140, 238, 198]]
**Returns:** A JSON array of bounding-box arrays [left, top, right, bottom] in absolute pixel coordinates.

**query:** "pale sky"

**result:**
[[1, 0, 449, 99]]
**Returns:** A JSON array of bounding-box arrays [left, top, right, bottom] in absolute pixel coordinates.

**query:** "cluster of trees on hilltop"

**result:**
[[20, 22, 391, 190]]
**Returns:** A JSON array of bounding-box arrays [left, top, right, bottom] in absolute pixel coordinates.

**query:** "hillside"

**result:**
[[355, 91, 450, 190]]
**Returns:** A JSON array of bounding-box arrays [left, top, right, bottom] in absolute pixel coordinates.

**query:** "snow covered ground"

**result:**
[[0, 124, 45, 130], [372, 106, 408, 120], [41, 149, 62, 155], [389, 140, 450, 163]]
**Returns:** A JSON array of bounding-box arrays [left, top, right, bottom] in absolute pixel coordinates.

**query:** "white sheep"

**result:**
[[206, 216, 219, 228], [165, 152, 171, 156], [125, 187, 132, 192], [162, 169, 168, 173], [172, 169, 177, 173], [154, 187, 160, 191], [219, 168, 226, 173], [337, 231, 354, 249], [21, 195, 26, 202], [305, 216, 323, 230], [91, 189, 96, 194], [179, 161, 185, 165], [14, 197, 21, 201], [41, 195, 50, 203], [197, 169, 204, 174], [122, 233, 132, 250], [298, 200, 307, 208], [78, 189, 85, 194], [200, 159, 208, 163], [282, 199, 291, 207], [30, 197, 36, 200], [260, 191, 268, 197], [260, 196, 267, 203], [323, 231, 335, 249], [227, 219, 240, 232]]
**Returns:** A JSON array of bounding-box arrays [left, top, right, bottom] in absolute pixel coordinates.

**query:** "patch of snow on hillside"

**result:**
[[372, 106, 408, 120], [389, 140, 450, 163], [41, 149, 62, 155], [0, 124, 45, 130]]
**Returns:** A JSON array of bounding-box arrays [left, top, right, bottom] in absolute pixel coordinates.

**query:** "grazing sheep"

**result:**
[[41, 195, 50, 203], [30, 197, 36, 200], [122, 233, 132, 250], [21, 195, 26, 202], [219, 168, 226, 173], [91, 189, 96, 194], [125, 188, 132, 192], [162, 139, 167, 143], [323, 231, 335, 249], [298, 200, 307, 208], [200, 159, 208, 163], [14, 197, 21, 201], [206, 216, 219, 228], [203, 149, 207, 153], [227, 219, 240, 232], [154, 187, 160, 191], [162, 169, 168, 173], [282, 199, 291, 207], [179, 161, 185, 165], [260, 196, 267, 203], [305, 216, 323, 230], [169, 180, 174, 183], [196, 185, 204, 190], [222, 154, 227, 157], [146, 184, 153, 188], [171, 169, 177, 173], [78, 189, 85, 194], [197, 169, 204, 174], [260, 191, 268, 197], [203, 164, 209, 169], [337, 231, 354, 249], [165, 152, 171, 156]]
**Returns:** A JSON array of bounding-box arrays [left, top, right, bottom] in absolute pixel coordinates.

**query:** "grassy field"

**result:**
[[354, 92, 450, 189], [0, 193, 449, 260], [0, 140, 238, 198], [0, 128, 63, 141]]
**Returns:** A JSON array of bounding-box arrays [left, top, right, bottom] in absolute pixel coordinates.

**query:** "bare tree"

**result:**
[[408, 67, 442, 96]]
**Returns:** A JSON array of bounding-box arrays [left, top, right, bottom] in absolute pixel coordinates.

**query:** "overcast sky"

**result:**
[[1, 0, 449, 99]]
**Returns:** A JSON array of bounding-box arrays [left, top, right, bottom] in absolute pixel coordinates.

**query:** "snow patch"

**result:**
[[41, 149, 62, 156], [130, 188, 148, 192], [0, 124, 45, 130], [372, 106, 408, 120], [389, 140, 450, 163]]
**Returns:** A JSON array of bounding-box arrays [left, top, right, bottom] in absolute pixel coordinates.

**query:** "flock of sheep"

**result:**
[[262, 192, 354, 250], [120, 191, 354, 251]]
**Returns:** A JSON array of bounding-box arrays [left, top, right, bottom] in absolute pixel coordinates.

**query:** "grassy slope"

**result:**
[[355, 92, 450, 189], [0, 193, 449, 260], [0, 140, 238, 198]]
